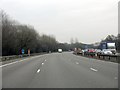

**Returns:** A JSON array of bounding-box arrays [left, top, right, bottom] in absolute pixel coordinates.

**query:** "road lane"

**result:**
[[2, 52, 118, 88], [2, 55, 48, 88], [63, 52, 118, 81]]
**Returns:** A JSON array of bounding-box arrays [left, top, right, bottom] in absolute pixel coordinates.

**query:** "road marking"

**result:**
[[37, 69, 41, 73], [42, 63, 44, 65], [0, 58, 29, 68], [75, 62, 79, 64], [0, 55, 42, 67], [90, 68, 98, 72], [114, 77, 118, 80]]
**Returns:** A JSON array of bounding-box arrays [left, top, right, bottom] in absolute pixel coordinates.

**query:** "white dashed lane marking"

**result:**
[[37, 60, 46, 74], [37, 69, 41, 73], [42, 63, 44, 65], [114, 77, 118, 80], [90, 68, 98, 72], [75, 62, 79, 65]]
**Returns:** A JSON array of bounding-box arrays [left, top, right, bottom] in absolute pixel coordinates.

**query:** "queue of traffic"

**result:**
[[73, 42, 117, 56], [73, 48, 117, 56]]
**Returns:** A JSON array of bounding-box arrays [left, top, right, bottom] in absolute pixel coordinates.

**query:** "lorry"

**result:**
[[100, 42, 116, 54]]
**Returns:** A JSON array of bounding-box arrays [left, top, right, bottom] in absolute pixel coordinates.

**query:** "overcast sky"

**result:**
[[0, 0, 119, 44]]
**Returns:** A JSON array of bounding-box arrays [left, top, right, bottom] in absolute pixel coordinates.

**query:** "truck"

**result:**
[[100, 42, 116, 54]]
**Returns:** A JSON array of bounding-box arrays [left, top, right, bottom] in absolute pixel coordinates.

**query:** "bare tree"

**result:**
[[70, 38, 74, 44], [2, 11, 59, 55]]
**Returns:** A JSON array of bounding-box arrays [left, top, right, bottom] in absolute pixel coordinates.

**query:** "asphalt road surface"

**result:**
[[2, 52, 118, 88]]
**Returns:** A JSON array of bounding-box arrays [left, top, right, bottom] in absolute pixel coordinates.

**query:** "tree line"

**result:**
[[1, 11, 58, 56]]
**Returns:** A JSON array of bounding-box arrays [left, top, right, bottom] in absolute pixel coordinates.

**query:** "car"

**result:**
[[83, 49, 89, 55], [88, 49, 95, 53], [76, 48, 83, 55], [109, 49, 116, 54], [95, 49, 102, 55], [101, 49, 113, 55], [88, 49, 96, 56]]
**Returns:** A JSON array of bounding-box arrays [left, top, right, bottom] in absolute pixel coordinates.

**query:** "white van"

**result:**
[[58, 49, 62, 53]]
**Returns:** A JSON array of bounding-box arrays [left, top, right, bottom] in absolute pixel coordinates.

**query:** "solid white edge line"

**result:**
[[90, 68, 98, 72], [0, 55, 42, 67]]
